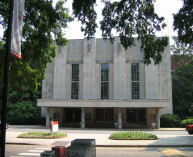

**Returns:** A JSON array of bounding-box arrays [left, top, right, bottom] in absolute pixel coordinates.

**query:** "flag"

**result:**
[[10, 0, 25, 59]]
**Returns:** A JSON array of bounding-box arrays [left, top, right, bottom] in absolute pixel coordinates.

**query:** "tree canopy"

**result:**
[[171, 36, 193, 64], [173, 0, 193, 46], [72, 0, 168, 64], [171, 36, 193, 118], [0, 0, 73, 91]]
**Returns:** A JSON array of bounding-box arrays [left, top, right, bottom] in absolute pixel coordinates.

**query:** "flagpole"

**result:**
[[1, 0, 14, 156]]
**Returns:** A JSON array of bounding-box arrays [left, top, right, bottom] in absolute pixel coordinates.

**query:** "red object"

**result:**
[[52, 146, 66, 157], [53, 121, 58, 125], [186, 125, 193, 134]]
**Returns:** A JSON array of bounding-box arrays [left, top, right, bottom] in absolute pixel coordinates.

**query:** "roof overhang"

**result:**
[[37, 99, 169, 108]]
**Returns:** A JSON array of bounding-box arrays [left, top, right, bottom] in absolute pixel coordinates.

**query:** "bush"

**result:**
[[181, 118, 193, 127], [18, 132, 67, 139], [160, 114, 181, 127], [109, 132, 157, 140]]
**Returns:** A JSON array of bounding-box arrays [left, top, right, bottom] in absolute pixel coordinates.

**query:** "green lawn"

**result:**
[[109, 131, 158, 140], [17, 132, 67, 139]]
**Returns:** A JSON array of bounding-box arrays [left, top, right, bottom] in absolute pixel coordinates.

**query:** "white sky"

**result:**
[[0, 0, 183, 44]]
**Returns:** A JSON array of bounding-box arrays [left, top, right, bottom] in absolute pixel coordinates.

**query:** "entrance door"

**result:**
[[127, 108, 146, 123], [95, 108, 114, 122], [65, 108, 81, 122]]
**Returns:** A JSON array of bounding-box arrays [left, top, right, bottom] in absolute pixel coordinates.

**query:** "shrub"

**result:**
[[109, 132, 157, 140], [18, 132, 67, 139], [160, 114, 181, 127], [181, 118, 193, 127]]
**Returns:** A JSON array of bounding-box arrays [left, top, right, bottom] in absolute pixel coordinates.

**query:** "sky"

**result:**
[[0, 0, 183, 44]]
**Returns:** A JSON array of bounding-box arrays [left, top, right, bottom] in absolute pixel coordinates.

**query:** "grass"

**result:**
[[109, 131, 158, 140], [17, 132, 67, 139]]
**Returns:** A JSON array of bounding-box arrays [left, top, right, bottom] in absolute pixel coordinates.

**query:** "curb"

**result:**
[[6, 142, 40, 146], [7, 142, 193, 148], [96, 145, 193, 147]]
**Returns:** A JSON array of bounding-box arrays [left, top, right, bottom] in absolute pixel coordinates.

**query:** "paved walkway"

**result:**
[[6, 125, 193, 147]]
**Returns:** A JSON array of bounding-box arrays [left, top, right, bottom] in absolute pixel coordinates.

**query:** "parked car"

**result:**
[[186, 125, 193, 134]]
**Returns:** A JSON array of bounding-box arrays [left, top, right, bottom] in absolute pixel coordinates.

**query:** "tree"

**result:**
[[173, 0, 193, 46], [171, 36, 193, 64], [0, 0, 73, 91], [172, 61, 193, 118], [72, 0, 168, 64], [171, 36, 193, 118], [7, 86, 41, 124]]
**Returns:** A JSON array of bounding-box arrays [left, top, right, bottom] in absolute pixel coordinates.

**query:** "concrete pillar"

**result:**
[[46, 107, 50, 127], [155, 108, 160, 129], [118, 112, 122, 129], [81, 107, 85, 128]]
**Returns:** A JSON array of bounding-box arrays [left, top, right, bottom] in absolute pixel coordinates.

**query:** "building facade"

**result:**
[[37, 37, 173, 129]]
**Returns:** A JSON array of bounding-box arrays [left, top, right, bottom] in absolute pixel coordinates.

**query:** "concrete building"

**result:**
[[37, 37, 173, 129]]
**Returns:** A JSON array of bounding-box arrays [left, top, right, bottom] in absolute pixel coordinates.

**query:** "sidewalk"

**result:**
[[6, 125, 193, 147]]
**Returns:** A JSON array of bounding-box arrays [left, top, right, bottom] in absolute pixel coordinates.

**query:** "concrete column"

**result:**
[[81, 107, 85, 128], [46, 107, 50, 127], [118, 112, 122, 129], [113, 37, 127, 99], [83, 38, 96, 99], [155, 108, 160, 129]]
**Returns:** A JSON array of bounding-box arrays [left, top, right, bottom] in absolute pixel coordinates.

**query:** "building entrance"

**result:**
[[127, 108, 146, 123], [65, 108, 81, 122], [95, 108, 114, 122]]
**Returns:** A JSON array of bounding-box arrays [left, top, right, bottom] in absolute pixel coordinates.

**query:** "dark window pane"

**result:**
[[131, 63, 139, 81], [74, 109, 81, 122], [132, 82, 140, 99], [126, 109, 146, 123], [101, 64, 109, 81], [101, 63, 109, 99], [66, 109, 74, 122], [105, 109, 114, 121], [101, 82, 108, 99], [71, 82, 78, 99], [131, 63, 140, 99], [65, 108, 81, 122], [96, 108, 113, 122], [96, 109, 105, 121], [72, 64, 79, 81], [138, 109, 146, 123], [71, 64, 79, 99], [127, 109, 137, 122]]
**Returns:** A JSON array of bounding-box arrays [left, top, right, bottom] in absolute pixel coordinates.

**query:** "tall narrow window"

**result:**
[[71, 64, 79, 99], [131, 63, 140, 99], [101, 64, 109, 99]]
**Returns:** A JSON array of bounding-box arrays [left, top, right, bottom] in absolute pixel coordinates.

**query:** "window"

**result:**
[[126, 109, 146, 123], [71, 64, 79, 99], [95, 108, 114, 122], [65, 108, 81, 122], [101, 64, 109, 99], [131, 63, 140, 99]]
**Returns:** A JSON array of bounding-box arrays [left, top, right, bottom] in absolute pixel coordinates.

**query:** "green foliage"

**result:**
[[18, 132, 67, 139], [160, 114, 181, 128], [181, 118, 193, 127], [109, 131, 157, 140], [173, 0, 193, 46], [72, 0, 97, 38], [171, 36, 193, 64], [0, 0, 73, 91], [7, 101, 41, 125], [172, 61, 193, 117], [73, 0, 168, 64], [5, 85, 42, 125]]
